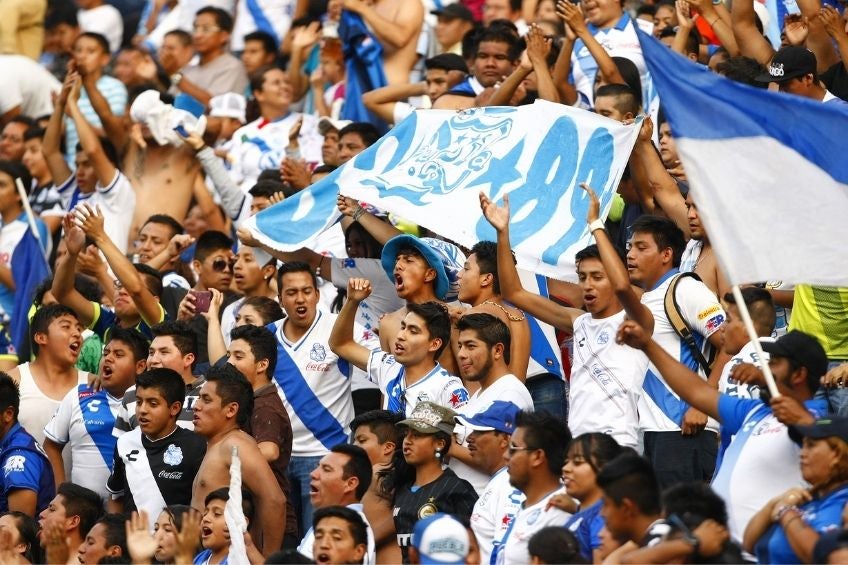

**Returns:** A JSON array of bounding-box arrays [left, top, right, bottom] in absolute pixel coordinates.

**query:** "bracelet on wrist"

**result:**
[[774, 504, 798, 522], [352, 207, 365, 222]]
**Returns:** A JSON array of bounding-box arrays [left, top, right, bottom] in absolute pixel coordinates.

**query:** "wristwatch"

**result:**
[[170, 72, 183, 87]]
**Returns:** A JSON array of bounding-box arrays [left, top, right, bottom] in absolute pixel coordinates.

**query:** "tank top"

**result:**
[[18, 362, 89, 447]]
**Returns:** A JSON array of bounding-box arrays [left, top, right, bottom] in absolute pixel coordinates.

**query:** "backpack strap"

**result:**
[[664, 272, 713, 374]]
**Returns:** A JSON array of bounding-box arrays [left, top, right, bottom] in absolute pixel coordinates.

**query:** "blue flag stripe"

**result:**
[[11, 226, 50, 354]]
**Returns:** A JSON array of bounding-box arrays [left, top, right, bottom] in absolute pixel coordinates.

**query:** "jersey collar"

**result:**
[[588, 12, 632, 35]]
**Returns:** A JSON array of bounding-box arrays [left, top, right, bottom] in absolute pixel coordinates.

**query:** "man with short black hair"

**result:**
[[297, 444, 376, 561], [76, 513, 127, 564], [433, 4, 477, 54], [337, 122, 380, 165], [596, 453, 665, 547], [241, 31, 277, 77], [39, 482, 103, 555], [312, 506, 369, 565]]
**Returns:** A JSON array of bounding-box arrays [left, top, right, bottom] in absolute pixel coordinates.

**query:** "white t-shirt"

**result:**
[[55, 171, 137, 254], [569, 310, 648, 448], [231, 0, 295, 52], [43, 385, 124, 499], [270, 312, 355, 457], [471, 467, 525, 565], [366, 350, 468, 415], [0, 55, 61, 118], [717, 339, 771, 400], [451, 376, 534, 493], [297, 502, 376, 564], [78, 5, 124, 53], [496, 490, 570, 565], [638, 272, 725, 432]]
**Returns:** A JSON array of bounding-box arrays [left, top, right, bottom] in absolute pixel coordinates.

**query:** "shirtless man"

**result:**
[[342, 0, 424, 85], [190, 364, 285, 556], [453, 241, 530, 382]]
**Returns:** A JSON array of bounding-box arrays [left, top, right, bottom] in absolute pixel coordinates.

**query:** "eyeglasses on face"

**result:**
[[508, 443, 537, 455]]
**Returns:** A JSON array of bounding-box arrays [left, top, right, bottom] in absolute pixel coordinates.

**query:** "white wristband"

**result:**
[[589, 219, 606, 234]]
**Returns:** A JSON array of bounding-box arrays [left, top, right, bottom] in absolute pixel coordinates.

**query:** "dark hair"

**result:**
[[57, 482, 103, 537], [405, 302, 452, 359], [527, 527, 587, 564], [143, 214, 184, 239], [349, 410, 404, 445], [205, 364, 254, 427], [330, 444, 373, 500], [162, 504, 192, 532], [473, 26, 521, 62], [75, 32, 110, 55], [107, 328, 149, 363], [34, 275, 101, 306], [515, 411, 571, 475], [722, 288, 775, 335], [276, 261, 318, 290], [605, 57, 643, 107], [469, 241, 501, 294], [595, 84, 640, 116], [230, 324, 277, 377], [265, 549, 315, 564], [312, 164, 337, 176], [338, 122, 381, 148], [1, 511, 40, 563], [204, 487, 256, 524], [715, 56, 769, 89], [151, 320, 197, 360], [93, 514, 128, 557], [456, 313, 511, 365], [424, 53, 469, 74], [568, 433, 624, 476], [0, 160, 31, 198], [164, 29, 192, 46], [136, 368, 186, 407], [30, 304, 79, 355], [637, 5, 657, 16], [344, 222, 383, 259], [596, 453, 661, 515], [45, 4, 78, 29], [244, 30, 277, 53], [630, 215, 687, 268], [662, 482, 728, 527], [239, 296, 284, 326], [194, 231, 234, 264], [312, 506, 368, 548], [195, 7, 234, 33], [0, 373, 19, 419], [249, 180, 285, 199], [134, 263, 164, 298], [574, 244, 602, 269], [249, 65, 284, 98], [23, 126, 45, 143]]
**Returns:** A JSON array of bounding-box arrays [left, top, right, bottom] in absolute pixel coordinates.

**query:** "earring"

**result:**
[[435, 450, 441, 459]]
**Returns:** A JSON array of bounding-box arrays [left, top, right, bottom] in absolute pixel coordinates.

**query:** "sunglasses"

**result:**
[[211, 258, 236, 272]]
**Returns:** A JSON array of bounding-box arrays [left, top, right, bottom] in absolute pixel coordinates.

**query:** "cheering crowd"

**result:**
[[0, 0, 847, 563]]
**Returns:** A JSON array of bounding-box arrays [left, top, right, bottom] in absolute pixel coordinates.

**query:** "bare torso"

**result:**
[[373, 0, 423, 85], [191, 430, 252, 510]]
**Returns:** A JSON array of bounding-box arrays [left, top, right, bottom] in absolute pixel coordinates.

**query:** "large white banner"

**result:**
[[245, 100, 640, 280]]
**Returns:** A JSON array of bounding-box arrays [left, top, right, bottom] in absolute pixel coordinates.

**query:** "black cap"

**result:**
[[425, 52, 469, 74], [760, 330, 828, 379], [431, 3, 475, 22], [788, 417, 848, 446], [755, 45, 817, 83]]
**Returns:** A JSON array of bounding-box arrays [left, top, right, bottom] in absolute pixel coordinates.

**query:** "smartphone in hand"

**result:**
[[191, 290, 212, 313]]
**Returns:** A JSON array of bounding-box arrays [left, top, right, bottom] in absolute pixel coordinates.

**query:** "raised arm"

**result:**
[[288, 23, 321, 101], [81, 72, 127, 150], [819, 6, 848, 73], [582, 184, 655, 332], [616, 319, 720, 419], [75, 204, 163, 326], [183, 133, 247, 221], [731, 0, 775, 64], [686, 0, 739, 56], [796, 0, 840, 72], [526, 25, 559, 103], [558, 1, 626, 87], [343, 0, 423, 51], [479, 191, 584, 331], [363, 82, 428, 124], [238, 440, 286, 555], [205, 290, 227, 364], [328, 278, 374, 371], [66, 78, 118, 188], [43, 71, 75, 186], [51, 215, 97, 327], [551, 18, 578, 105], [337, 196, 403, 245]]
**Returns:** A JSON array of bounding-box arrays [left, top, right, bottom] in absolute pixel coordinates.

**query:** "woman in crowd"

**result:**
[[744, 418, 848, 564], [0, 511, 41, 564]]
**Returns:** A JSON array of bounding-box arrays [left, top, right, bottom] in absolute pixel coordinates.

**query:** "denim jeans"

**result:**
[[287, 455, 323, 537], [526, 373, 569, 424], [814, 360, 848, 416]]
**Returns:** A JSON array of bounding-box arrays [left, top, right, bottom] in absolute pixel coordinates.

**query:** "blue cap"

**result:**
[[455, 400, 521, 434], [412, 513, 469, 564], [381, 234, 452, 300]]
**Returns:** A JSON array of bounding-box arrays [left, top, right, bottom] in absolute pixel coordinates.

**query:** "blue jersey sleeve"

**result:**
[[89, 303, 117, 340], [2, 449, 46, 495], [718, 395, 761, 434]]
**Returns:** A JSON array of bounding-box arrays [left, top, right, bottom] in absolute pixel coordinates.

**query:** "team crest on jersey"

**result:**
[[418, 502, 438, 519], [448, 388, 469, 408], [526, 508, 542, 525], [597, 331, 609, 345], [163, 444, 183, 466], [4, 455, 25, 476], [310, 343, 327, 362]]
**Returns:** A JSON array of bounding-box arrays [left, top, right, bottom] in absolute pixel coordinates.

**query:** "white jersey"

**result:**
[[0, 55, 61, 119], [270, 312, 354, 457], [55, 171, 136, 254], [712, 396, 827, 542], [366, 350, 468, 415], [43, 385, 124, 498], [78, 5, 124, 52], [228, 114, 323, 191], [471, 467, 525, 565], [496, 490, 571, 565], [231, 0, 295, 52], [297, 502, 375, 564], [569, 310, 647, 449], [518, 270, 564, 379], [718, 339, 771, 400], [638, 272, 725, 432], [451, 376, 534, 493]]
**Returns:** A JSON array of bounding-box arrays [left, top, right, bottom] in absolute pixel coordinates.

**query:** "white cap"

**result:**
[[412, 514, 469, 565], [209, 93, 247, 123], [318, 116, 352, 136]]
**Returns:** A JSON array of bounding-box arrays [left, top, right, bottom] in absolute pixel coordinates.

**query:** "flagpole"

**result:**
[[731, 285, 780, 398], [14, 178, 49, 264]]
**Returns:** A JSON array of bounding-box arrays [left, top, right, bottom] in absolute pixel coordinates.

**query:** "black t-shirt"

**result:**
[[107, 426, 207, 514], [393, 468, 478, 563], [822, 61, 848, 102]]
